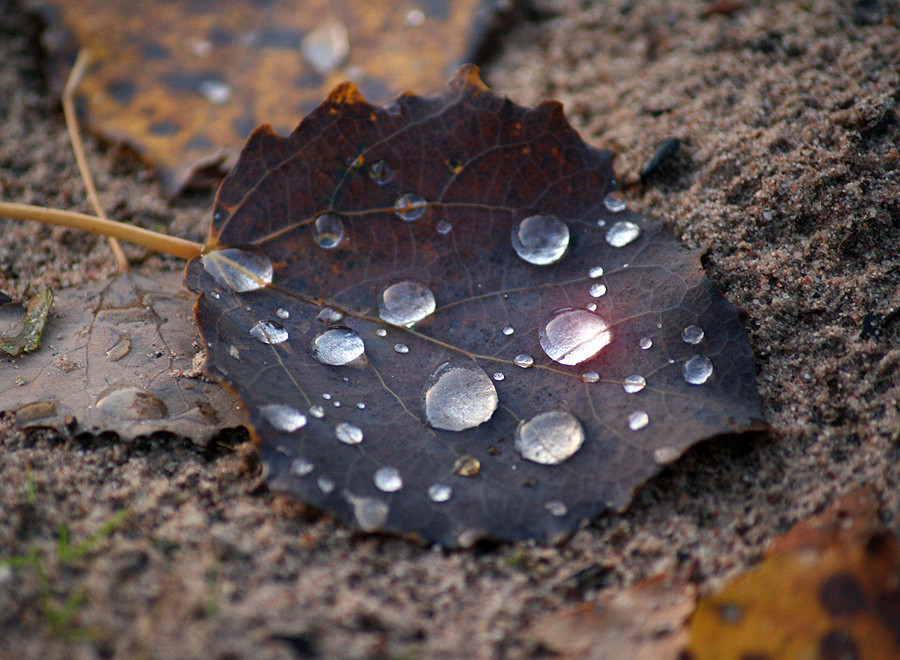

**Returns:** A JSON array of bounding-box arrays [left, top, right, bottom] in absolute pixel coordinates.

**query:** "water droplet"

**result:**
[[393, 343, 409, 354], [654, 447, 679, 464], [502, 325, 515, 336], [313, 213, 345, 249], [96, 385, 167, 420], [311, 328, 365, 366], [405, 8, 426, 26], [290, 458, 314, 476], [347, 494, 388, 532], [374, 466, 403, 492], [581, 371, 599, 383], [493, 372, 505, 381], [605, 221, 642, 247], [586, 302, 597, 311], [369, 160, 394, 185], [539, 308, 613, 366], [260, 404, 307, 432], [276, 307, 290, 319], [199, 79, 231, 104], [428, 483, 452, 503], [514, 354, 534, 368], [322, 393, 332, 400], [309, 405, 325, 418], [589, 283, 607, 298], [316, 307, 343, 324], [335, 422, 363, 444], [589, 266, 604, 278], [394, 192, 427, 220], [511, 215, 570, 265], [378, 280, 436, 326], [545, 500, 567, 517], [623, 375, 646, 394], [357, 402, 366, 410], [332, 401, 341, 407], [201, 248, 273, 292], [603, 191, 627, 212], [514, 411, 585, 465], [211, 291, 220, 299], [436, 220, 453, 234], [682, 325, 705, 344], [317, 476, 335, 493], [628, 411, 649, 431], [301, 21, 349, 75], [375, 328, 387, 337], [453, 455, 481, 476], [228, 345, 240, 359], [640, 337, 653, 350], [250, 320, 289, 344], [683, 355, 713, 385], [423, 362, 498, 432]]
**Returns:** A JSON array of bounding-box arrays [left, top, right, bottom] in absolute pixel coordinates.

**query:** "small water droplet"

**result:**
[[603, 191, 627, 212], [315, 307, 343, 324], [640, 337, 653, 350], [374, 466, 403, 492], [317, 476, 335, 493], [394, 192, 428, 220], [514, 354, 534, 368], [654, 447, 679, 464], [369, 160, 394, 185], [436, 220, 453, 234], [332, 401, 341, 407], [199, 79, 231, 104], [589, 283, 607, 298], [311, 328, 365, 366], [201, 248, 273, 292], [96, 385, 167, 420], [502, 325, 515, 336], [682, 325, 705, 344], [511, 215, 570, 265], [581, 371, 599, 383], [544, 500, 567, 517], [211, 291, 220, 299], [393, 343, 409, 354], [623, 375, 646, 394], [605, 221, 642, 247], [309, 405, 325, 418], [514, 411, 585, 465], [683, 355, 713, 385], [453, 455, 481, 476], [375, 328, 387, 337], [493, 372, 505, 381], [589, 266, 604, 278], [260, 404, 307, 432], [335, 422, 363, 444], [423, 362, 498, 432], [405, 8, 426, 26], [322, 393, 332, 400], [628, 411, 649, 431], [290, 458, 314, 476], [378, 280, 436, 326], [301, 21, 349, 75], [313, 213, 345, 249], [250, 320, 288, 344], [596, 219, 606, 227], [276, 307, 290, 319], [539, 308, 613, 366], [347, 494, 389, 532], [586, 302, 597, 312], [357, 402, 366, 410], [428, 483, 452, 502], [228, 345, 240, 359]]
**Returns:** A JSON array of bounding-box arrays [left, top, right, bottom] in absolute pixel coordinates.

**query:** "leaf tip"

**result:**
[[450, 64, 489, 93], [325, 81, 367, 107]]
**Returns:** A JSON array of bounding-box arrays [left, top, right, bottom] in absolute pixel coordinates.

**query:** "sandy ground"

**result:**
[[1, 0, 899, 657]]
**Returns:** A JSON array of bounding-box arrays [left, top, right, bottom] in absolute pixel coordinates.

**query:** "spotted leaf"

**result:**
[[184, 66, 766, 546]]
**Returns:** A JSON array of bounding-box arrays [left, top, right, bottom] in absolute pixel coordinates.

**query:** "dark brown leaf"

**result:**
[[185, 66, 767, 546]]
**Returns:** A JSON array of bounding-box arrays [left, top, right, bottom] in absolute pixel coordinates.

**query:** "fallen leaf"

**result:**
[[0, 288, 53, 355], [686, 489, 900, 660], [185, 65, 767, 545], [28, 0, 507, 195], [2, 266, 242, 440]]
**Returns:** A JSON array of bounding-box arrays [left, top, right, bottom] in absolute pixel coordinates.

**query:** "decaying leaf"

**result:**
[[686, 490, 900, 660], [184, 66, 766, 545], [0, 288, 53, 355], [28, 0, 508, 195], [1, 266, 242, 440]]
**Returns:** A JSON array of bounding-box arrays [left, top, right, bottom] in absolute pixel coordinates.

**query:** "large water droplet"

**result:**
[[374, 466, 403, 492], [628, 411, 649, 431], [428, 483, 453, 503], [260, 404, 307, 432], [250, 320, 289, 344], [605, 221, 642, 247], [603, 191, 627, 212], [347, 494, 389, 532], [301, 21, 349, 75], [369, 160, 394, 185], [589, 266, 604, 278], [589, 283, 607, 298], [683, 355, 713, 385], [623, 375, 646, 394], [335, 422, 363, 444], [311, 328, 365, 366], [453, 455, 481, 476], [514, 354, 534, 368], [640, 337, 653, 350], [96, 385, 167, 420], [423, 362, 498, 432], [682, 325, 705, 345], [511, 215, 570, 265], [201, 248, 273, 292], [394, 192, 427, 220], [393, 343, 409, 354], [539, 308, 613, 366], [313, 213, 345, 249], [378, 280, 435, 326], [514, 411, 585, 465]]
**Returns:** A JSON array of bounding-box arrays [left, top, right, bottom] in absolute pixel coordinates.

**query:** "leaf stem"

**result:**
[[0, 201, 203, 260]]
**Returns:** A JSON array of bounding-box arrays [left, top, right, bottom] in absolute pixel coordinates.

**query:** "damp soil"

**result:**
[[1, 0, 899, 657]]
